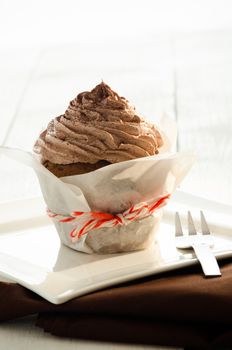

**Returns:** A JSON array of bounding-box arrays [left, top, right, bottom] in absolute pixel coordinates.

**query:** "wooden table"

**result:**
[[1, 30, 232, 350]]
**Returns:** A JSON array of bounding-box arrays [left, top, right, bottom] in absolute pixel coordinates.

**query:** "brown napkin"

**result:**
[[1, 260, 232, 350]]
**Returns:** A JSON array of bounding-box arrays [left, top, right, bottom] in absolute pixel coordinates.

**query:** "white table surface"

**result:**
[[1, 17, 232, 350]]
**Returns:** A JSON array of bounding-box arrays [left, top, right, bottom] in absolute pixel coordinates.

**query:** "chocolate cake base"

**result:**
[[43, 160, 111, 178]]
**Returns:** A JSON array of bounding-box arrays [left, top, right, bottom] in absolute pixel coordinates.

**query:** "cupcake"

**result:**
[[34, 82, 163, 178], [32, 82, 192, 254]]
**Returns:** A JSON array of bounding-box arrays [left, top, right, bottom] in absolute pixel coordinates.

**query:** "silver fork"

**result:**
[[175, 211, 221, 277]]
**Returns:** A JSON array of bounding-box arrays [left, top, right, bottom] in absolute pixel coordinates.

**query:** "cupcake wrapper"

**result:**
[[1, 117, 195, 254]]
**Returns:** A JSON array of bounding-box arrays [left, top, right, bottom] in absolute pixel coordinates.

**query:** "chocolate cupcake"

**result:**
[[34, 82, 163, 177], [32, 82, 177, 254]]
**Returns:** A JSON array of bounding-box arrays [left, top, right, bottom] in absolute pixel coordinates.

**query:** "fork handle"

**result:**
[[192, 243, 221, 277]]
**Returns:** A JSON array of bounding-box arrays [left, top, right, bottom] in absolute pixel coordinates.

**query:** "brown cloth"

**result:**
[[1, 260, 232, 350]]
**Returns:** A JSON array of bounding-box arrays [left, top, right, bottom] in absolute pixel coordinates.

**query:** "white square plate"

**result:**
[[0, 190, 232, 304]]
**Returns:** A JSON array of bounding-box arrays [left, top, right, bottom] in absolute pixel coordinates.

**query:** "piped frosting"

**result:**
[[34, 82, 163, 164]]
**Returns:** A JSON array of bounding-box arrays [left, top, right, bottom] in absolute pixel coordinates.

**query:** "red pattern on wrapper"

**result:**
[[47, 194, 170, 242]]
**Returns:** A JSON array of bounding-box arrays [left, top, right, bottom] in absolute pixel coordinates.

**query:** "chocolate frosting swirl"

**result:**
[[34, 82, 163, 165]]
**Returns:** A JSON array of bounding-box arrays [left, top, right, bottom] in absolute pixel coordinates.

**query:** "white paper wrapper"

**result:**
[[1, 117, 195, 254]]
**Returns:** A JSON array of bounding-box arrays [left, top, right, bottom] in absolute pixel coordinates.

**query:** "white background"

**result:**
[[1, 0, 232, 48]]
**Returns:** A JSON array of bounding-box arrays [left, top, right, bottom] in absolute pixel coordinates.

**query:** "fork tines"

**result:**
[[200, 210, 210, 235], [175, 211, 211, 236], [175, 212, 183, 236], [188, 211, 197, 235]]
